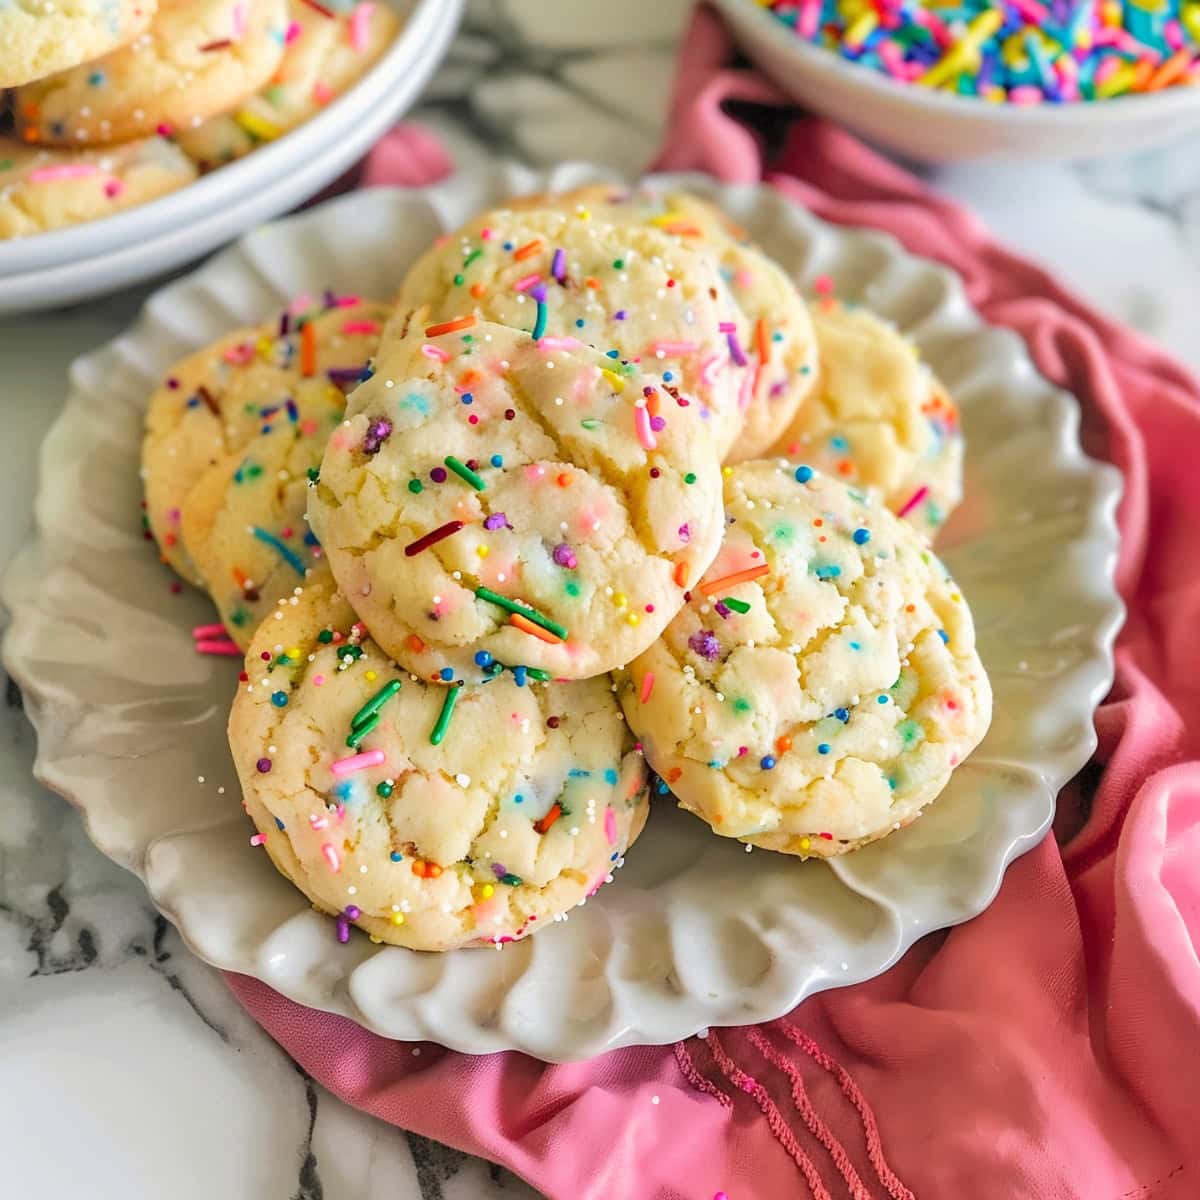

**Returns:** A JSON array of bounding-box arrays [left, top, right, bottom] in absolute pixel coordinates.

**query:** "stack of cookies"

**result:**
[[0, 0, 398, 239], [141, 185, 992, 952]]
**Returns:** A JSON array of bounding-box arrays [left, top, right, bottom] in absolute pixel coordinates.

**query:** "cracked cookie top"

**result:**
[[617, 460, 991, 857], [229, 572, 649, 951], [308, 319, 725, 682]]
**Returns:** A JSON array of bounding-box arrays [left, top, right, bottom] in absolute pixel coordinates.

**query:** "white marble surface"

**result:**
[[2, 1, 1199, 1197]]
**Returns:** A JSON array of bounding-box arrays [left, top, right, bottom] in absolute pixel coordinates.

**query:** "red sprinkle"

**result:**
[[404, 520, 465, 557]]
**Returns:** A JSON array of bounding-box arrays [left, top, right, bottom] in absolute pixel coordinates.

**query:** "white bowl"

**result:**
[[711, 0, 1200, 163], [0, 0, 462, 298]]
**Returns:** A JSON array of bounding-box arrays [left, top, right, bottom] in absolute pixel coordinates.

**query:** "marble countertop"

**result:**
[[2, 2, 1198, 1197]]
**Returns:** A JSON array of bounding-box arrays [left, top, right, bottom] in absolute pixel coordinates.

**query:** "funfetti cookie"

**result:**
[[15, 0, 288, 146], [228, 572, 650, 951], [307, 319, 725, 683], [516, 185, 819, 463], [141, 296, 388, 587], [769, 301, 964, 542], [0, 0, 156, 89], [179, 0, 401, 168], [0, 135, 195, 238], [618, 461, 991, 858], [392, 198, 750, 455]]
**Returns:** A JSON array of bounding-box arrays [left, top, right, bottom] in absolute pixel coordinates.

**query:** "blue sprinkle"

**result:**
[[814, 564, 841, 579], [513, 793, 524, 804], [604, 768, 618, 785], [439, 667, 454, 681], [186, 397, 200, 409], [830, 435, 849, 452], [663, 371, 674, 382], [513, 666, 527, 687], [849, 641, 861, 651], [474, 650, 493, 667], [89, 71, 105, 86], [275, 818, 286, 830], [817, 743, 830, 755], [760, 755, 776, 770], [490, 454, 503, 468], [575, 318, 585, 328], [794, 465, 813, 483], [503, 241, 514, 251], [606, 349, 620, 359], [569, 769, 591, 778], [390, 851, 403, 862], [852, 528, 871, 545], [253, 526, 306, 577], [834, 707, 850, 723], [335, 781, 354, 801], [270, 691, 288, 707], [655, 779, 670, 795], [877, 695, 889, 704], [938, 629, 949, 644], [461, 392, 474, 405], [303, 530, 320, 547]]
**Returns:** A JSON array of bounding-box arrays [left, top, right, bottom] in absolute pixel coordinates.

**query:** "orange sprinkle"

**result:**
[[646, 389, 660, 417], [556, 472, 572, 487], [424, 315, 476, 337], [513, 239, 543, 261], [232, 567, 248, 587], [666, 767, 683, 783], [755, 317, 769, 362], [673, 560, 689, 588], [812, 518, 823, 527], [584, 277, 601, 290], [699, 563, 770, 596], [905, 604, 916, 613], [427, 863, 443, 879], [1131, 58, 1154, 91], [836, 460, 854, 476], [534, 803, 562, 834], [1146, 49, 1191, 92], [458, 370, 481, 388], [22, 127, 39, 144], [510, 613, 563, 644], [412, 860, 427, 878], [658, 222, 703, 237], [300, 322, 317, 377], [776, 736, 792, 754], [407, 633, 426, 653]]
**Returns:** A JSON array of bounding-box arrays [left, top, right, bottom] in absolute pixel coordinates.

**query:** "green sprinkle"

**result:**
[[733, 697, 752, 714], [612, 258, 625, 269], [317, 630, 334, 643], [722, 597, 750, 614], [898, 719, 925, 748], [444, 455, 486, 491], [351, 679, 402, 730], [230, 609, 250, 627], [407, 478, 423, 494], [453, 273, 465, 286], [564, 580, 581, 597], [463, 248, 483, 268], [377, 781, 394, 799], [524, 667, 552, 682], [430, 682, 462, 746], [500, 873, 523, 886], [306, 467, 320, 483], [339, 645, 363, 662], [581, 418, 601, 430], [346, 713, 379, 748], [684, 472, 696, 485], [474, 586, 568, 640]]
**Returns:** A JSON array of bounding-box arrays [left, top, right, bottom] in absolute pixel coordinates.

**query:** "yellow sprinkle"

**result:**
[[800, 836, 812, 853], [234, 108, 283, 142], [365, 670, 377, 682], [285, 646, 302, 660], [256, 336, 274, 359], [627, 613, 640, 626], [390, 912, 405, 926], [369, 934, 382, 944], [722, 466, 733, 477], [600, 368, 625, 393], [844, 10, 878, 46], [951, 593, 962, 602], [476, 545, 489, 558], [613, 592, 628, 610], [650, 210, 687, 226], [1096, 61, 1136, 98], [480, 884, 494, 899]]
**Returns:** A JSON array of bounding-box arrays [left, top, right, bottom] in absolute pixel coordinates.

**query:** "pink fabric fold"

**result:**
[[224, 11, 1200, 1198]]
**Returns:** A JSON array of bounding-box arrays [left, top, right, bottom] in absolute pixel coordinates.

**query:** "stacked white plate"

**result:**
[[0, 0, 463, 314]]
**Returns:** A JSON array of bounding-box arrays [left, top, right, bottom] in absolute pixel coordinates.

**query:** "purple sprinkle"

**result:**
[[769, 380, 787, 398], [613, 309, 627, 320], [166, 377, 180, 390], [335, 916, 350, 944], [714, 601, 731, 619], [344, 905, 361, 920], [726, 331, 748, 367], [492, 863, 508, 880], [483, 512, 507, 531], [650, 416, 666, 432], [255, 757, 272, 773], [430, 466, 447, 483], [279, 312, 290, 337], [329, 366, 367, 386], [362, 417, 392, 455], [678, 523, 691, 543], [688, 630, 721, 661], [285, 398, 299, 422], [551, 248, 567, 281], [323, 288, 337, 310], [531, 283, 548, 303], [553, 543, 578, 569]]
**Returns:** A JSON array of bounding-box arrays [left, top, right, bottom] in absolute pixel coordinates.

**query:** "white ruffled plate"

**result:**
[[0, 163, 1124, 1061]]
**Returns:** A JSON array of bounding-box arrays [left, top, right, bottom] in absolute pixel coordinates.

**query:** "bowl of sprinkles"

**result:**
[[712, 0, 1200, 161], [0, 0, 463, 308]]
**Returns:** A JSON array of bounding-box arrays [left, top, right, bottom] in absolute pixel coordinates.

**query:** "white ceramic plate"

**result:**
[[712, 0, 1200, 163], [0, 0, 463, 310], [0, 163, 1124, 1061]]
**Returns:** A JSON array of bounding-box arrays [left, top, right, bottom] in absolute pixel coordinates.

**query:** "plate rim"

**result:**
[[0, 166, 1126, 1060]]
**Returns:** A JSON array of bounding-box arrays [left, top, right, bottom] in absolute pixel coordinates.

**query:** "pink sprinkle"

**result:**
[[196, 640, 241, 656], [1006, 0, 1047, 22], [797, 0, 821, 39], [334, 294, 362, 308], [537, 336, 582, 351], [649, 340, 698, 356], [737, 367, 754, 412], [232, 1, 246, 38], [912, 7, 952, 47], [249, 833, 266, 847], [1166, 19, 1184, 51], [878, 39, 906, 80], [480, 226, 494, 240], [349, 2, 374, 52], [322, 843, 341, 872], [309, 814, 328, 830], [604, 808, 617, 845], [813, 274, 834, 296], [155, 122, 173, 137], [28, 164, 98, 183], [700, 353, 723, 387], [192, 622, 228, 639], [330, 749, 385, 777], [342, 320, 379, 335], [313, 674, 325, 686], [289, 293, 312, 315], [1009, 86, 1044, 106], [639, 672, 655, 704], [284, 19, 302, 43], [896, 485, 929, 518], [312, 81, 334, 105], [222, 342, 255, 365], [512, 272, 541, 292], [104, 179, 124, 199], [634, 403, 657, 451], [717, 321, 737, 333], [422, 344, 450, 362]]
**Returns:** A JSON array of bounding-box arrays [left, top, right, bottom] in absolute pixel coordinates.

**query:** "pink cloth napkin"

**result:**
[[225, 11, 1200, 1198]]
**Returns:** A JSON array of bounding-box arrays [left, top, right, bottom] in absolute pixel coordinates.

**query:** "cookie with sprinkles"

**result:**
[[15, 0, 288, 146], [307, 319, 724, 682], [768, 300, 963, 542], [0, 135, 196, 239], [0, 0, 156, 89], [617, 461, 991, 857], [178, 0, 401, 169], [141, 296, 388, 587], [228, 572, 650, 951], [513, 184, 820, 463], [392, 197, 749, 454]]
